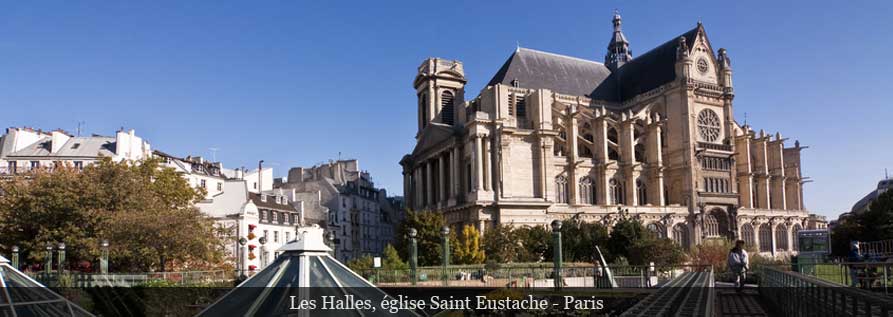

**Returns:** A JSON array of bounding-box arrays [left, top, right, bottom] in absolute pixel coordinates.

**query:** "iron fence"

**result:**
[[760, 266, 893, 316], [29, 270, 232, 287], [358, 264, 711, 288], [794, 262, 893, 294]]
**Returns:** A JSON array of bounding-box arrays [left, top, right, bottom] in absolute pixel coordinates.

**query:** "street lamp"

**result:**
[[408, 228, 418, 286], [441, 226, 450, 286], [57, 242, 66, 273], [258, 236, 268, 268], [238, 237, 248, 280], [45, 243, 54, 275], [326, 231, 336, 258], [100, 239, 109, 274], [11, 246, 19, 270], [551, 220, 563, 289]]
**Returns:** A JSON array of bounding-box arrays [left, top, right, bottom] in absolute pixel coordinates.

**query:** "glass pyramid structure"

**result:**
[[0, 255, 94, 316], [200, 225, 419, 316]]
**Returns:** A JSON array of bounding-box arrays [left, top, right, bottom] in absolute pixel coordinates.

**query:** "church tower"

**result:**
[[413, 58, 466, 137], [605, 10, 633, 71]]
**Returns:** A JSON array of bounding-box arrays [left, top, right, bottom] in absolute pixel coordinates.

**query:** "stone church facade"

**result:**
[[400, 13, 825, 256]]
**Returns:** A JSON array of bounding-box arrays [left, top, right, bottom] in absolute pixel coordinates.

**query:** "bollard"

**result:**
[[551, 220, 563, 289]]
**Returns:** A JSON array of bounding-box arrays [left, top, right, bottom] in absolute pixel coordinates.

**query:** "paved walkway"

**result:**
[[714, 282, 769, 317]]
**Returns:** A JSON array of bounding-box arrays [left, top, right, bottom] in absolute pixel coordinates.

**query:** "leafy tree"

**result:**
[[688, 238, 732, 271], [346, 255, 374, 272], [453, 225, 485, 264], [0, 158, 224, 272], [831, 190, 893, 256], [514, 225, 550, 262], [395, 210, 448, 266], [482, 224, 519, 263], [554, 219, 610, 262], [382, 244, 408, 270], [607, 219, 651, 259]]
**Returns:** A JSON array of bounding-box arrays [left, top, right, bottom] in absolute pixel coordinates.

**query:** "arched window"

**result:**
[[740, 223, 755, 249], [703, 214, 719, 237], [579, 176, 595, 205], [608, 147, 620, 161], [610, 178, 625, 205], [759, 223, 772, 252], [440, 91, 454, 125], [647, 223, 666, 239], [673, 223, 690, 248], [775, 223, 789, 251], [791, 223, 802, 251], [555, 176, 569, 204], [636, 179, 647, 205]]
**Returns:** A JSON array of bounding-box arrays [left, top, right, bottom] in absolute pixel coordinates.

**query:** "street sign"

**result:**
[[373, 257, 381, 268], [798, 229, 831, 255]]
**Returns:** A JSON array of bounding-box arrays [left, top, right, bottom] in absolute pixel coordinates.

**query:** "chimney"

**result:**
[[50, 130, 71, 153], [258, 160, 264, 193]]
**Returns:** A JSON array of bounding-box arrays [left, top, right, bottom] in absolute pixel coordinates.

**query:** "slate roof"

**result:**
[[487, 48, 614, 99], [5, 136, 116, 158], [249, 192, 297, 212], [486, 25, 702, 103]]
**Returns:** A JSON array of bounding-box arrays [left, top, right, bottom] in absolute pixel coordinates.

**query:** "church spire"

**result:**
[[605, 10, 633, 71]]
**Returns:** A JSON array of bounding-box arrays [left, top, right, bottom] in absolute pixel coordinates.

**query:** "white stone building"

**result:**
[[278, 160, 400, 261], [0, 127, 151, 174]]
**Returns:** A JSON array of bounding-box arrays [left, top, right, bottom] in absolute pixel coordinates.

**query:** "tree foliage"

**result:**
[[395, 210, 449, 266], [832, 190, 893, 256], [0, 158, 224, 272], [453, 225, 485, 264]]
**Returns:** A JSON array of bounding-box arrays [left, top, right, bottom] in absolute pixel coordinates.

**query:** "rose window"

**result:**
[[697, 109, 721, 142]]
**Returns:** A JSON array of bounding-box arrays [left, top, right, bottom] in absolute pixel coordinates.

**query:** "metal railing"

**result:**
[[621, 269, 714, 317], [359, 264, 711, 288], [760, 266, 893, 316], [29, 270, 232, 287], [859, 239, 893, 258], [795, 262, 893, 294]]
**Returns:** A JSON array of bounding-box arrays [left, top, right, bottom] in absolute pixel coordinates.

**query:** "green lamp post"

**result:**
[[408, 228, 417, 285], [551, 220, 563, 289], [45, 243, 53, 275], [11, 246, 19, 270], [57, 242, 66, 273], [100, 239, 109, 274], [441, 226, 450, 286]]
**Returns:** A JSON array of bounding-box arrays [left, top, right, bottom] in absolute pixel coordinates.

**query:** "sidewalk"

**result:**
[[714, 282, 769, 317]]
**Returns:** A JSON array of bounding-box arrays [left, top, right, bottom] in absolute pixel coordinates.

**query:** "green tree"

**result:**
[[382, 244, 408, 270], [514, 225, 550, 262], [346, 255, 374, 272], [555, 219, 610, 262], [482, 224, 519, 263], [831, 190, 893, 256], [395, 210, 448, 266], [0, 158, 224, 272], [453, 225, 485, 264]]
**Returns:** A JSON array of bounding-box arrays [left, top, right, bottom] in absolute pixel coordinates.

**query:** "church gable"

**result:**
[[689, 27, 720, 84]]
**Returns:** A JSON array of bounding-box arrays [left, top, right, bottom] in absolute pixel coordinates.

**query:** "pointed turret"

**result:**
[[605, 10, 633, 71]]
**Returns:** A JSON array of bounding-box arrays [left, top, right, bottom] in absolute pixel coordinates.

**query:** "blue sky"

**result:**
[[1, 1, 890, 219]]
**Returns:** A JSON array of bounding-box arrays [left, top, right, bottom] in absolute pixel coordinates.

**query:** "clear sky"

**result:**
[[1, 1, 890, 219]]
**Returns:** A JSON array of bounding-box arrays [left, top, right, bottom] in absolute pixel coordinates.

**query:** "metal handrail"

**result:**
[[760, 266, 893, 316]]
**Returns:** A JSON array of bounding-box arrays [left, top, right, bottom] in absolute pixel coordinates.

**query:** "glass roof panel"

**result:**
[[0, 266, 61, 303], [14, 302, 72, 317]]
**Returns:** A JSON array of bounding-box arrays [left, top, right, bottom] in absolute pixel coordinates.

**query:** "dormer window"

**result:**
[[261, 195, 267, 202], [71, 143, 81, 149]]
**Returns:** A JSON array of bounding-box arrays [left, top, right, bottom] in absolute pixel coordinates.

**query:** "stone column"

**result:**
[[483, 137, 492, 191], [415, 167, 423, 210], [450, 146, 459, 200], [438, 154, 446, 206], [475, 135, 484, 191], [404, 169, 412, 210], [593, 114, 609, 205], [619, 118, 636, 206], [566, 105, 579, 204], [752, 221, 761, 253], [648, 116, 665, 206], [426, 162, 434, 208], [770, 221, 778, 257]]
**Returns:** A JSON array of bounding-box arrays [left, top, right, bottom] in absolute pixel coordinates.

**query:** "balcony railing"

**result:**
[[698, 142, 733, 152]]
